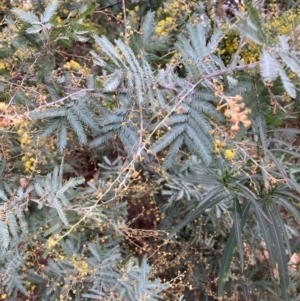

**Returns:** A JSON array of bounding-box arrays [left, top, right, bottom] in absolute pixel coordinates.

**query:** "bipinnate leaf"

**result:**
[[12, 8, 40, 24], [0, 219, 9, 249], [279, 69, 296, 98], [260, 49, 280, 82], [40, 1, 58, 23]]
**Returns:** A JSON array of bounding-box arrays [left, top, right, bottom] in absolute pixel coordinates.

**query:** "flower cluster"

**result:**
[[216, 29, 260, 64], [64, 59, 81, 71], [0, 61, 7, 70], [214, 2, 300, 65], [168, 51, 181, 67], [71, 254, 89, 277], [0, 104, 23, 128], [0, 102, 6, 113], [46, 238, 55, 250], [120, 5, 140, 25], [213, 139, 236, 161], [214, 80, 251, 134], [17, 123, 36, 173], [213, 139, 225, 154], [155, 0, 196, 36], [216, 33, 239, 57], [265, 3, 300, 36], [224, 149, 235, 161], [119, 24, 135, 44], [223, 94, 252, 132], [240, 40, 260, 64], [156, 17, 177, 36]]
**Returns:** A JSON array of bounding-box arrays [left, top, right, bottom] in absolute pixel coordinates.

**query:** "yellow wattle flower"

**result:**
[[224, 149, 235, 161]]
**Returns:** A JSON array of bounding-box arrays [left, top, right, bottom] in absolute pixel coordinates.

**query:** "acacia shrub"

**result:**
[[0, 1, 300, 301]]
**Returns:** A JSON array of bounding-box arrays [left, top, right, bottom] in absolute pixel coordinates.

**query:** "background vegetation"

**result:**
[[0, 0, 300, 300]]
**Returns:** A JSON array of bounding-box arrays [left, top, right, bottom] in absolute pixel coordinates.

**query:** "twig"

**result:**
[[28, 88, 94, 113], [122, 0, 127, 33], [94, 1, 122, 12]]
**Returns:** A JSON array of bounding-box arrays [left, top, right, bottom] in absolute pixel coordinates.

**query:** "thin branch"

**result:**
[[122, 0, 127, 34], [94, 1, 122, 12], [28, 88, 94, 113]]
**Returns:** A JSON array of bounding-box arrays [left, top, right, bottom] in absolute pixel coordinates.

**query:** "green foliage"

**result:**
[[0, 1, 300, 301]]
